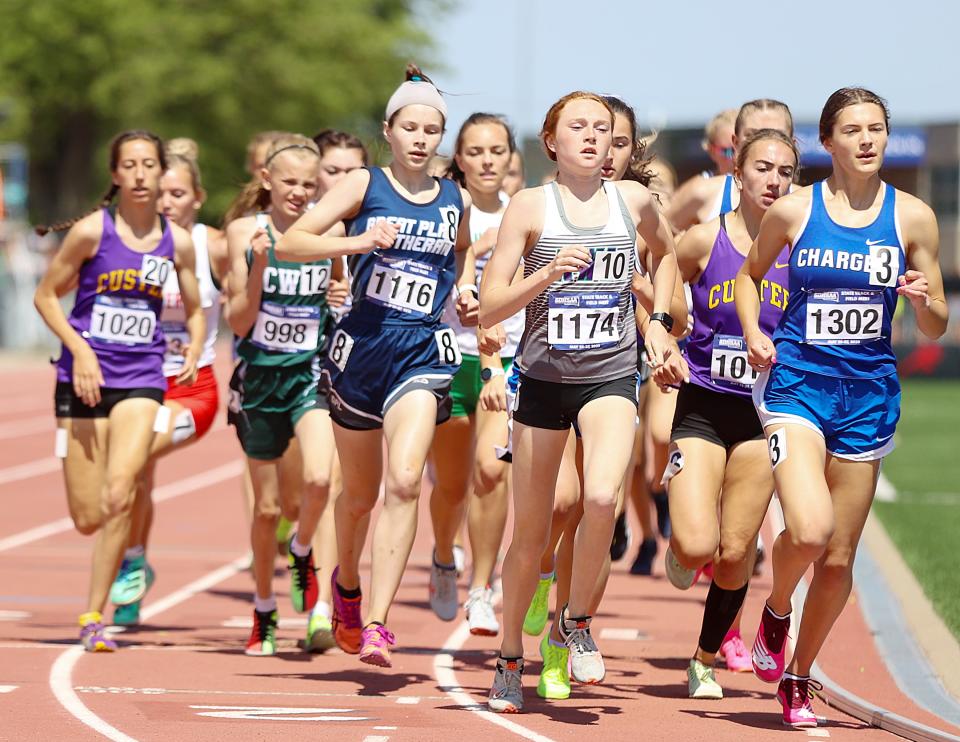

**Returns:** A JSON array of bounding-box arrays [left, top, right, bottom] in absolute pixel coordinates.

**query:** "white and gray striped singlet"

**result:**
[[515, 180, 638, 383]]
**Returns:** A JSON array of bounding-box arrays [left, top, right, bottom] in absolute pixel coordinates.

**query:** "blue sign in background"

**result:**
[[794, 124, 926, 167]]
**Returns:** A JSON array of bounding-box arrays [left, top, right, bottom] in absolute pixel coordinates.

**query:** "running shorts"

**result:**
[[671, 381, 764, 449], [164, 365, 219, 442], [55, 383, 163, 419], [513, 373, 637, 431]]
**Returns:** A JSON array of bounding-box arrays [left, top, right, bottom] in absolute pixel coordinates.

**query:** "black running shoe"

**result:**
[[630, 538, 658, 575], [653, 491, 671, 540], [610, 512, 630, 561]]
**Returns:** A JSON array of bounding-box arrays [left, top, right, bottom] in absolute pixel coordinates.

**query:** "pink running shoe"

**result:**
[[359, 623, 396, 668], [331, 566, 362, 654], [720, 629, 752, 673], [777, 673, 822, 727], [752, 604, 790, 683]]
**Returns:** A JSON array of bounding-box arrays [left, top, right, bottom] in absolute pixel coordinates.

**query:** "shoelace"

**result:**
[[562, 617, 597, 656], [365, 625, 396, 647], [496, 663, 523, 695], [789, 677, 823, 708], [728, 634, 748, 656], [255, 611, 274, 643], [289, 553, 315, 594]]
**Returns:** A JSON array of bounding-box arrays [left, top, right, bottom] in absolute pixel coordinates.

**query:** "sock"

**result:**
[[254, 595, 277, 613], [765, 602, 791, 621], [125, 546, 145, 560], [539, 571, 555, 582], [498, 654, 523, 666], [289, 533, 311, 558], [336, 581, 361, 599], [698, 581, 750, 654], [311, 601, 332, 620], [548, 637, 565, 649]]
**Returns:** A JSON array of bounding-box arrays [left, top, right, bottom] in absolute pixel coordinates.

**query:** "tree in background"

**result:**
[[0, 0, 447, 224]]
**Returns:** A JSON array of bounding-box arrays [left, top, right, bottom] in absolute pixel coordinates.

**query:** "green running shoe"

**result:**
[[523, 576, 552, 636], [287, 538, 319, 614], [112, 601, 141, 627], [306, 612, 336, 653], [276, 516, 294, 556], [537, 634, 571, 699], [687, 658, 723, 699], [110, 556, 155, 606], [245, 609, 278, 656]]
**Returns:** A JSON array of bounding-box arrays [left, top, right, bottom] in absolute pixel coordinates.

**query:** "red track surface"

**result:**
[[1, 353, 958, 741]]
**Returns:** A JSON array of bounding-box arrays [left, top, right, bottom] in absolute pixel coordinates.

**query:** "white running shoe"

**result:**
[[488, 657, 524, 713], [453, 544, 466, 577], [465, 587, 499, 636], [558, 606, 605, 684], [664, 545, 698, 590], [429, 550, 459, 621]]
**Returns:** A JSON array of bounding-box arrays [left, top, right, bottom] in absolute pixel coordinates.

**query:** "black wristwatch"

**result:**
[[649, 312, 674, 333], [480, 367, 505, 383]]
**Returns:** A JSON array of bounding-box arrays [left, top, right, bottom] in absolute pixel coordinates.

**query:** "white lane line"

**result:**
[[0, 460, 243, 553], [191, 705, 369, 721], [362, 736, 390, 742], [71, 685, 448, 701], [434, 619, 557, 742], [395, 696, 420, 705], [0, 610, 30, 621], [599, 627, 644, 641], [0, 416, 51, 440], [50, 555, 248, 742], [373, 726, 398, 730], [0, 457, 60, 486], [806, 730, 831, 738], [0, 685, 18, 693]]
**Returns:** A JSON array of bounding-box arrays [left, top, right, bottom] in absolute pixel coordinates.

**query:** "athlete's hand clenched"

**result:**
[[745, 329, 777, 371], [360, 220, 401, 253], [545, 246, 591, 282]]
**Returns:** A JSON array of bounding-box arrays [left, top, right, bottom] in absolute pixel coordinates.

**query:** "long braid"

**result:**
[[35, 183, 119, 236]]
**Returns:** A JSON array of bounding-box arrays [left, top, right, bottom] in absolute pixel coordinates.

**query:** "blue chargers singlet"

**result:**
[[344, 167, 464, 326], [774, 181, 904, 379]]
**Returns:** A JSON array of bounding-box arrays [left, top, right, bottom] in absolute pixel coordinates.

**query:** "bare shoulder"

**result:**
[[458, 185, 473, 211], [70, 209, 106, 246], [613, 179, 654, 208], [675, 173, 722, 202], [169, 221, 193, 248], [679, 217, 720, 253], [895, 189, 937, 231], [226, 215, 256, 242], [769, 185, 813, 222]]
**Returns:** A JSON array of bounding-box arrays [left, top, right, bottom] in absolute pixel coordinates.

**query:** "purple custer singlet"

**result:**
[[55, 209, 173, 390], [685, 223, 789, 397]]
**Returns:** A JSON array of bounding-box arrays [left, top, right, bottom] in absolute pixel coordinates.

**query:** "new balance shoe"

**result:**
[[558, 607, 605, 684], [630, 538, 658, 576], [244, 608, 278, 656], [777, 673, 822, 727], [79, 612, 117, 652], [359, 623, 396, 668], [112, 600, 141, 627], [109, 556, 155, 606], [465, 586, 499, 636], [610, 511, 630, 561], [287, 539, 319, 614], [752, 604, 791, 683], [537, 635, 571, 699], [306, 612, 336, 653], [489, 657, 524, 713], [720, 628, 752, 673], [522, 575, 552, 636], [687, 658, 723, 699], [429, 551, 459, 621], [664, 545, 698, 590], [331, 566, 362, 654]]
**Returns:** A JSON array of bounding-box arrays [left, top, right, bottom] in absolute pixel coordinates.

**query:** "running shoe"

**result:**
[[664, 545, 698, 590], [79, 612, 117, 652], [306, 612, 336, 653], [720, 628, 752, 672], [687, 658, 723, 699], [558, 607, 605, 684], [287, 539, 319, 614], [488, 657, 524, 713], [429, 551, 459, 621], [522, 575, 552, 636], [777, 673, 822, 727], [109, 556, 155, 606], [244, 608, 278, 656], [752, 604, 791, 683], [610, 511, 630, 561], [331, 566, 362, 654], [630, 538, 658, 576], [537, 635, 571, 699], [359, 623, 396, 668], [465, 586, 499, 636], [276, 516, 293, 557], [453, 544, 466, 578], [653, 491, 671, 539], [112, 600, 140, 627]]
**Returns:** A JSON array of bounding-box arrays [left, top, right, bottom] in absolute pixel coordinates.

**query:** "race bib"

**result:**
[[435, 327, 462, 366], [868, 243, 899, 288], [141, 254, 174, 287], [90, 296, 156, 345], [562, 247, 632, 283], [160, 320, 190, 359], [547, 292, 620, 350], [328, 328, 355, 372], [251, 302, 320, 353], [804, 289, 883, 345], [365, 257, 438, 316], [710, 335, 758, 388]]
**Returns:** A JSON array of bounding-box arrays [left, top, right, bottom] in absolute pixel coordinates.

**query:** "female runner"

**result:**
[[427, 112, 521, 633], [276, 65, 479, 668], [736, 88, 947, 726], [33, 130, 203, 651], [482, 91, 678, 713], [660, 129, 798, 700], [225, 134, 337, 656], [109, 139, 228, 626]]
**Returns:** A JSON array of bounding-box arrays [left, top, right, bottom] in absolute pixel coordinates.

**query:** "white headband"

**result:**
[[385, 80, 447, 122]]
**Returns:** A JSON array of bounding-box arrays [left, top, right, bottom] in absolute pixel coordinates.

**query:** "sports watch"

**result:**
[[649, 312, 674, 333], [480, 367, 505, 383]]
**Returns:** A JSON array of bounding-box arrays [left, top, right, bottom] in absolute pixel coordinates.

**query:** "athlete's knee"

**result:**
[[672, 531, 718, 569], [105, 474, 137, 513], [713, 546, 751, 586], [302, 470, 331, 497], [73, 509, 102, 535], [253, 496, 281, 522], [787, 524, 833, 560], [581, 489, 618, 516], [474, 455, 505, 495], [385, 471, 421, 505], [554, 485, 580, 516]]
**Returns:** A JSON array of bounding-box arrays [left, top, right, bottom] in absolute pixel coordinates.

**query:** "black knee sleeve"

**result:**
[[697, 581, 749, 654]]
